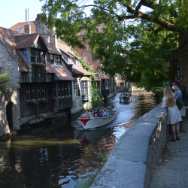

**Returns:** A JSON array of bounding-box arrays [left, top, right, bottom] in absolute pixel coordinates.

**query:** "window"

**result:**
[[65, 82, 68, 95], [67, 58, 72, 64], [17, 28, 23, 32], [50, 54, 54, 64], [74, 81, 80, 96], [50, 54, 61, 65], [68, 82, 71, 96], [31, 85, 36, 100], [21, 72, 29, 82], [82, 81, 88, 96], [53, 84, 57, 97], [41, 85, 46, 99], [57, 82, 71, 97], [30, 49, 45, 64], [37, 86, 41, 99], [26, 84, 47, 101], [76, 60, 80, 67], [26, 85, 30, 101], [81, 81, 89, 102], [57, 82, 64, 97]]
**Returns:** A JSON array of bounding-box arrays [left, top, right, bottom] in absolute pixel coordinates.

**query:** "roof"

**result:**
[[72, 64, 91, 76], [46, 62, 74, 81], [58, 41, 91, 76], [15, 33, 40, 49], [0, 27, 32, 72], [10, 21, 36, 34], [101, 74, 109, 80], [57, 41, 80, 60], [0, 27, 18, 57], [15, 33, 61, 55], [43, 38, 61, 55]]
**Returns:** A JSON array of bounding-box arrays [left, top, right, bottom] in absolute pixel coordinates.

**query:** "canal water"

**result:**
[[0, 92, 158, 188]]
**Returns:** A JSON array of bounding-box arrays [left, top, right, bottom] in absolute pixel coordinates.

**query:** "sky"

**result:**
[[0, 0, 44, 28]]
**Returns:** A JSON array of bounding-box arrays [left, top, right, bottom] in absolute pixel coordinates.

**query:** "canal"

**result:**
[[0, 91, 158, 188]]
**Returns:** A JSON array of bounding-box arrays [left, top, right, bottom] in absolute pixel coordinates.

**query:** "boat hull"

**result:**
[[78, 112, 117, 129], [119, 96, 131, 104]]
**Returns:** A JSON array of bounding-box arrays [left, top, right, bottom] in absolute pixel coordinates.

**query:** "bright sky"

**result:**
[[0, 0, 44, 28]]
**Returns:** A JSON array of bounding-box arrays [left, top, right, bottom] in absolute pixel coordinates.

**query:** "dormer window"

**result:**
[[30, 48, 45, 64], [50, 54, 61, 65], [17, 28, 23, 32], [76, 60, 80, 67], [67, 58, 72, 64]]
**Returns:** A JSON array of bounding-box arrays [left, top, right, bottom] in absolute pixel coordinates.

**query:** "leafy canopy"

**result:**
[[40, 0, 188, 90]]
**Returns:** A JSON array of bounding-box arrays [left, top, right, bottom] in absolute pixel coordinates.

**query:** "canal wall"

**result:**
[[91, 104, 168, 188]]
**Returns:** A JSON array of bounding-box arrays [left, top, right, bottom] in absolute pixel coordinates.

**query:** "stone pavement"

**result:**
[[149, 118, 188, 188]]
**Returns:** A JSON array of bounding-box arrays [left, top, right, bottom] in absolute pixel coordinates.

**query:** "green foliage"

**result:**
[[41, 0, 188, 91], [90, 86, 103, 108], [80, 59, 94, 73], [86, 76, 103, 109], [71, 45, 103, 108], [0, 72, 9, 92]]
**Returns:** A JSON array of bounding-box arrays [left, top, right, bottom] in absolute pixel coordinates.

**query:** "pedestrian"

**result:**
[[162, 86, 182, 141], [172, 81, 184, 131], [172, 81, 182, 100]]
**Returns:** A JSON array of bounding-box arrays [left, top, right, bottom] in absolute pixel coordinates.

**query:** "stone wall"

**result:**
[[91, 104, 168, 188], [0, 42, 21, 133], [0, 92, 10, 136]]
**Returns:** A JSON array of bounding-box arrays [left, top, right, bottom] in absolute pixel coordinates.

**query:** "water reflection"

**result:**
[[0, 91, 157, 188]]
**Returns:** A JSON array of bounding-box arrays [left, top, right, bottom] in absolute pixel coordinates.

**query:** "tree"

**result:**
[[41, 0, 188, 91]]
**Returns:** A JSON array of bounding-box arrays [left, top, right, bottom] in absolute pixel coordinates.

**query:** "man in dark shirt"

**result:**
[[172, 81, 182, 100]]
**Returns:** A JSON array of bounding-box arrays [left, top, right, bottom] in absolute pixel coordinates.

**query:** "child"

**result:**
[[162, 86, 182, 141]]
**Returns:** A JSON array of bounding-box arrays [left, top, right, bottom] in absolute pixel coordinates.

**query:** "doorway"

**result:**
[[6, 101, 13, 130]]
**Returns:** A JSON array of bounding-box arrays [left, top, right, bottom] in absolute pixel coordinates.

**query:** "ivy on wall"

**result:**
[[72, 48, 103, 108], [0, 72, 9, 92]]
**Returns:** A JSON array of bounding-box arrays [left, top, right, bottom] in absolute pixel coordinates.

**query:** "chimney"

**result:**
[[24, 24, 31, 34], [24, 8, 31, 34]]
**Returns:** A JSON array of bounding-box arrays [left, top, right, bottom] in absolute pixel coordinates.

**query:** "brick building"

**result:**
[[74, 37, 116, 99]]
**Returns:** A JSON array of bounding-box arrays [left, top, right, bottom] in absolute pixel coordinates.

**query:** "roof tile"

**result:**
[[46, 62, 74, 81]]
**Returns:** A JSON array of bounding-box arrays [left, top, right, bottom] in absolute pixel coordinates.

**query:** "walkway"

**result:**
[[149, 118, 188, 188]]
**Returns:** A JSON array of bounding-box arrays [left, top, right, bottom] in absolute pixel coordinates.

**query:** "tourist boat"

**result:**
[[77, 111, 118, 130], [119, 93, 132, 104]]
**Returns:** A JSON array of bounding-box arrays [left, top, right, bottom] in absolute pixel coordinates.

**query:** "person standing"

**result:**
[[162, 86, 182, 141], [172, 81, 182, 101], [172, 81, 184, 131]]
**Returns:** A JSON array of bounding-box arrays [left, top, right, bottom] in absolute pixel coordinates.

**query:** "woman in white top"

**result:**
[[162, 86, 182, 141]]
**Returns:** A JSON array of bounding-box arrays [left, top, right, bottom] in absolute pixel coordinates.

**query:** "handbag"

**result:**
[[176, 98, 184, 110]]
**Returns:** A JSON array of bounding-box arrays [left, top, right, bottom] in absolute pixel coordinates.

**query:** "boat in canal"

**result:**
[[119, 92, 132, 104], [78, 109, 118, 130]]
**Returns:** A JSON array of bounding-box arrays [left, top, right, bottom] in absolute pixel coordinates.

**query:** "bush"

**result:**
[[90, 88, 103, 108]]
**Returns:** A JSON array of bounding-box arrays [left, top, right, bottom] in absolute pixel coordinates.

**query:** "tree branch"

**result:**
[[116, 0, 180, 32], [142, 1, 178, 17], [78, 2, 179, 32]]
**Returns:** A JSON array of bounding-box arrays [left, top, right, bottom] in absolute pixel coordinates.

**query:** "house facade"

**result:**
[[11, 14, 92, 113], [57, 42, 91, 114], [0, 27, 76, 135], [0, 15, 94, 135]]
